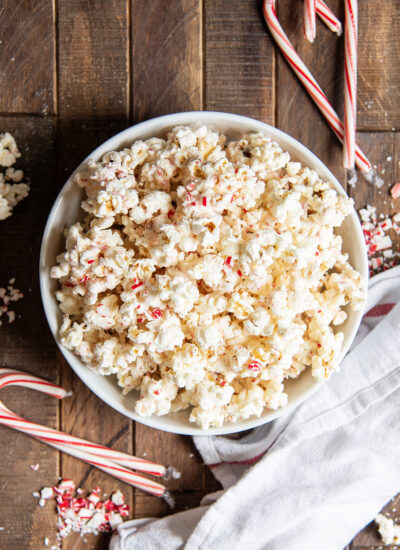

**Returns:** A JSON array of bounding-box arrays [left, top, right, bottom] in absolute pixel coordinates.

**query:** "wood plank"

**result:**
[[0, 116, 58, 549], [276, 0, 345, 185], [131, 0, 202, 122], [57, 0, 130, 176], [136, 429, 204, 493], [130, 0, 208, 515], [56, 2, 131, 548], [204, 0, 274, 123], [348, 132, 396, 213], [0, 1, 55, 114], [357, 1, 400, 131], [396, 133, 400, 198]]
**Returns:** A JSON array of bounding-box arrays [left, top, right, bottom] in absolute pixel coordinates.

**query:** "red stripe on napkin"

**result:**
[[364, 303, 395, 318]]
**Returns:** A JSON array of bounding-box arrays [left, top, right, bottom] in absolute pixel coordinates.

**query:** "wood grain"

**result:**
[[0, 1, 55, 114], [276, 0, 345, 184], [0, 117, 58, 549], [57, 0, 130, 177], [357, 1, 400, 131], [131, 0, 202, 122], [204, 0, 274, 123], [135, 491, 205, 519], [57, 2, 131, 549]]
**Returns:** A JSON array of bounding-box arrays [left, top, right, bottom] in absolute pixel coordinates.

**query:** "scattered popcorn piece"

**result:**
[[375, 513, 400, 545], [0, 133, 29, 220], [44, 536, 49, 546], [0, 279, 24, 326], [29, 463, 40, 471], [34, 480, 130, 544], [52, 125, 366, 429]]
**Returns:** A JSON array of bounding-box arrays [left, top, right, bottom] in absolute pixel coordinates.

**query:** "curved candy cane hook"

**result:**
[[0, 368, 173, 501], [263, 0, 383, 187]]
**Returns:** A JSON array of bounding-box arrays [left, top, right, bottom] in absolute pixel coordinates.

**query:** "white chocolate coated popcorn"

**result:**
[[52, 125, 366, 429]]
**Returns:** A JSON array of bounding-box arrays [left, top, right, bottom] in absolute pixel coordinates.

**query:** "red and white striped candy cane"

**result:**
[[0, 368, 171, 498], [316, 0, 342, 35], [304, 0, 316, 43], [263, 0, 383, 187], [343, 0, 358, 173], [0, 401, 166, 497]]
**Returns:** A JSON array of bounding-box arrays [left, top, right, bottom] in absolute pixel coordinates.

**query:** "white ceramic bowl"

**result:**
[[40, 111, 368, 436]]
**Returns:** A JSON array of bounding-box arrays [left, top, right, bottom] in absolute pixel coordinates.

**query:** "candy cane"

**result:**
[[263, 0, 383, 187], [304, 0, 316, 43], [0, 401, 166, 497], [343, 0, 358, 175], [0, 369, 165, 476], [0, 368, 69, 399], [0, 368, 170, 498], [316, 0, 342, 35]]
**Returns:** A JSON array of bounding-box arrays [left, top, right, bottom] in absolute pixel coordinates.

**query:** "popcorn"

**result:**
[[52, 125, 366, 429], [0, 133, 29, 220]]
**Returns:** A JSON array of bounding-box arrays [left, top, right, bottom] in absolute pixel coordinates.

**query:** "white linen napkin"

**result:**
[[110, 266, 400, 550]]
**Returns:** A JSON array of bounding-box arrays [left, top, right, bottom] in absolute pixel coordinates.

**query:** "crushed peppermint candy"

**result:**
[[30, 463, 40, 471], [359, 205, 400, 276], [0, 278, 24, 326], [0, 133, 30, 220], [34, 480, 130, 543]]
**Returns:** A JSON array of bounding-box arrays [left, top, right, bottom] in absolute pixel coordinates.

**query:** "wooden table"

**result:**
[[0, 1, 399, 548]]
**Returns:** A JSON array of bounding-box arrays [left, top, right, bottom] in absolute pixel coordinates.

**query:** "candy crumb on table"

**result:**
[[359, 205, 400, 276], [34, 479, 130, 546], [0, 279, 24, 326]]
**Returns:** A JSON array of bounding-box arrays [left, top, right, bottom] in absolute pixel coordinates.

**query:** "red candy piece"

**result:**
[[247, 361, 261, 373]]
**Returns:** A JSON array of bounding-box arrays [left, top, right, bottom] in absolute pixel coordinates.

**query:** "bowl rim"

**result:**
[[39, 111, 368, 436]]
